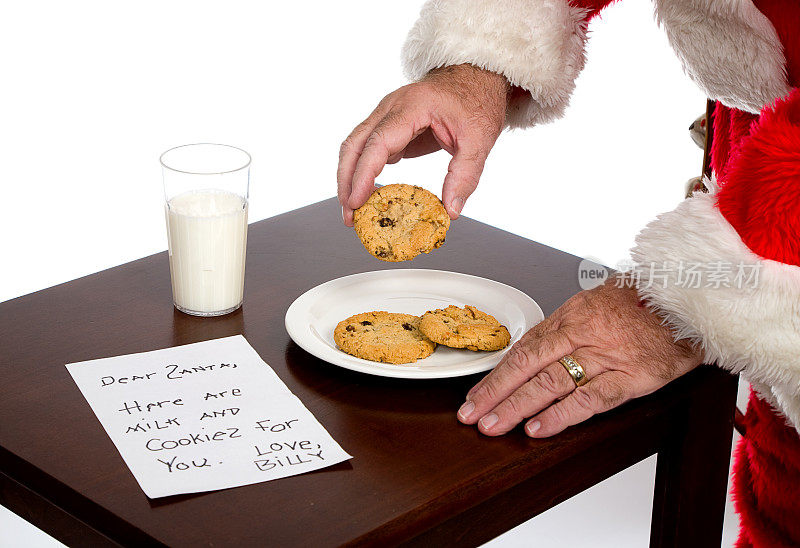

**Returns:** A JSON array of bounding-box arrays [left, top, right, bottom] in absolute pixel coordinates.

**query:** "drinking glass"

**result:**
[[160, 143, 250, 316]]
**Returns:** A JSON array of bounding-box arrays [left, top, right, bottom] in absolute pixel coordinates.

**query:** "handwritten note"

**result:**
[[66, 335, 351, 498]]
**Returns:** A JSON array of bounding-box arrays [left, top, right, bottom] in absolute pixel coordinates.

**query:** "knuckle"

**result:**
[[377, 95, 391, 108], [532, 368, 563, 394], [399, 84, 424, 102], [481, 381, 499, 402], [565, 291, 587, 311], [377, 91, 397, 109], [354, 118, 373, 134], [472, 378, 498, 404], [503, 393, 526, 418], [363, 132, 385, 152], [548, 402, 573, 425], [598, 379, 628, 408], [411, 78, 439, 95], [530, 319, 551, 338], [571, 387, 598, 412], [380, 107, 407, 129], [504, 345, 530, 375], [339, 136, 355, 158], [532, 335, 556, 362]]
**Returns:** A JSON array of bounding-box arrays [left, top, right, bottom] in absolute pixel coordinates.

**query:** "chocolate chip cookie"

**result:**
[[353, 184, 450, 262], [419, 305, 511, 351], [333, 311, 436, 364]]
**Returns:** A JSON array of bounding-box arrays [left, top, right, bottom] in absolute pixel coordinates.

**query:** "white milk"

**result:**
[[165, 189, 248, 315]]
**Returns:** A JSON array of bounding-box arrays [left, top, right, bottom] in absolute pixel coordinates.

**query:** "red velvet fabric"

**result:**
[[710, 4, 800, 541], [709, 105, 759, 185], [716, 88, 800, 266], [753, 0, 800, 87], [733, 389, 800, 547], [568, 1, 800, 543]]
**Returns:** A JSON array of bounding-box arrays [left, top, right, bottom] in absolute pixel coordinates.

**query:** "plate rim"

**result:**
[[284, 269, 543, 379]]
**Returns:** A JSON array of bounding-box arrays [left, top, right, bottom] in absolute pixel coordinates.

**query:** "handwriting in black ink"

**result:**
[[125, 417, 181, 434], [118, 399, 183, 415], [255, 419, 298, 432], [199, 408, 239, 420], [101, 372, 157, 387], [165, 363, 237, 380], [203, 388, 242, 400], [145, 427, 241, 451], [157, 455, 213, 473]]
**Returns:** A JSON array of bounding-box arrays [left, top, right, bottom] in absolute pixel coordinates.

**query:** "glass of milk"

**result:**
[[160, 143, 250, 316]]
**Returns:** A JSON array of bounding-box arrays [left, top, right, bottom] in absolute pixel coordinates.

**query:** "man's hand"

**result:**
[[337, 64, 509, 225], [458, 279, 704, 437]]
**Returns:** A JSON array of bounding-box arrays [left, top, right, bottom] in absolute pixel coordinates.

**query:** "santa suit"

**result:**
[[402, 1, 800, 546]]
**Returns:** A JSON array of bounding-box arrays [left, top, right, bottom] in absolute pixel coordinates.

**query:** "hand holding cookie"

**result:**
[[337, 64, 509, 225]]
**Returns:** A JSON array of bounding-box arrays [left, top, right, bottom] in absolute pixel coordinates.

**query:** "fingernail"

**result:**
[[526, 421, 541, 436], [451, 197, 464, 215], [458, 400, 475, 420], [341, 206, 346, 223], [480, 413, 499, 430]]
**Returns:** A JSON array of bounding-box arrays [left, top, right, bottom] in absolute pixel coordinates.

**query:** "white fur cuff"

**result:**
[[631, 192, 800, 429], [401, 0, 589, 128]]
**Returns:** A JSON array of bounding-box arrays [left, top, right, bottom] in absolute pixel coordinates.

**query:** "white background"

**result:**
[[1, 1, 740, 546]]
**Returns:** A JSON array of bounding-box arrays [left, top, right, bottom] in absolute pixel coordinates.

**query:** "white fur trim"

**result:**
[[653, 0, 791, 113], [632, 192, 800, 431], [401, 0, 589, 128]]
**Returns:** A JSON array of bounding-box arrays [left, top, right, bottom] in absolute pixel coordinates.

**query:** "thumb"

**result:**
[[441, 143, 489, 219]]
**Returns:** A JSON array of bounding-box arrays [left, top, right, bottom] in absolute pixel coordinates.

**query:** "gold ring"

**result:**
[[559, 355, 588, 387]]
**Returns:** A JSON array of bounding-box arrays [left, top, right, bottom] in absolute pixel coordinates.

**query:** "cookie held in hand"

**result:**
[[353, 184, 450, 262], [420, 305, 511, 351], [334, 311, 436, 364]]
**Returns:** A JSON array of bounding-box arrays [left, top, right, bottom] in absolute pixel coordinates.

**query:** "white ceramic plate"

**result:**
[[284, 269, 544, 379]]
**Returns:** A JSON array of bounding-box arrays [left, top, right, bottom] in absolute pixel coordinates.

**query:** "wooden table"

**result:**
[[0, 197, 738, 547]]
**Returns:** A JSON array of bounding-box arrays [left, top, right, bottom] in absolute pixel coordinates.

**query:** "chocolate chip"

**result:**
[[376, 249, 389, 258], [388, 200, 393, 204], [346, 325, 355, 332], [378, 217, 395, 228], [360, 320, 372, 326], [402, 323, 413, 331], [434, 238, 445, 248]]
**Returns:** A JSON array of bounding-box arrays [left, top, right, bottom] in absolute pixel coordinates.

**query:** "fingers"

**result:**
[[337, 120, 370, 207], [459, 321, 575, 426], [463, 313, 562, 403], [338, 100, 394, 226], [342, 205, 354, 226], [475, 361, 589, 436], [525, 371, 631, 438], [348, 109, 431, 211], [441, 142, 490, 218], [340, 118, 440, 225]]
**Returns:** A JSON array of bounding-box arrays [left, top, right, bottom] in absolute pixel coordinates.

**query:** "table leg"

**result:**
[[649, 368, 739, 547]]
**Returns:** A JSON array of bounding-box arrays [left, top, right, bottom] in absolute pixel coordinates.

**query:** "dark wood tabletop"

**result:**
[[0, 197, 738, 547]]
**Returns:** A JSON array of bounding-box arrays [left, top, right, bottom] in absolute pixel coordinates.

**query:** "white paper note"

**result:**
[[66, 335, 352, 498]]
